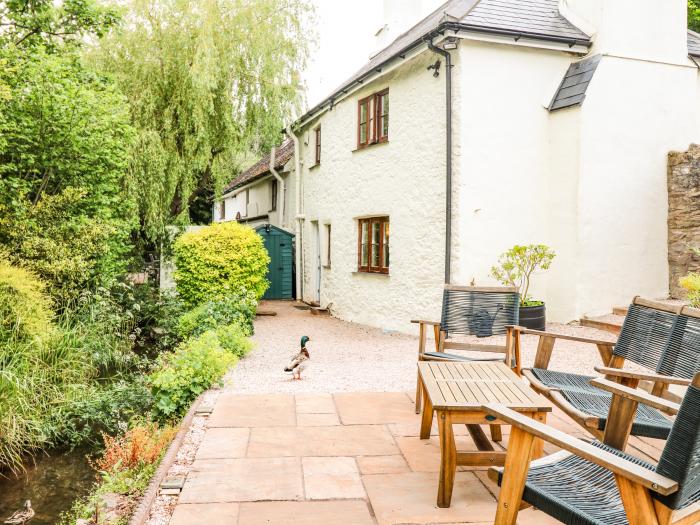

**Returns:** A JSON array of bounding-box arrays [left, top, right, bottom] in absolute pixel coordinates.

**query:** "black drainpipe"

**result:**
[[427, 38, 452, 284]]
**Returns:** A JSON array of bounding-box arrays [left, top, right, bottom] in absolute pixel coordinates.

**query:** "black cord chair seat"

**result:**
[[530, 368, 673, 439], [496, 441, 696, 525]]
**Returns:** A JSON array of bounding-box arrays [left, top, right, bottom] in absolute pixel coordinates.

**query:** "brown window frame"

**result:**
[[314, 126, 321, 165], [357, 216, 389, 274], [357, 89, 389, 149], [270, 179, 278, 211]]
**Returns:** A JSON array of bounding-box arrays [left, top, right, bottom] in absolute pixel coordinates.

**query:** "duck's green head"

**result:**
[[300, 335, 310, 348]]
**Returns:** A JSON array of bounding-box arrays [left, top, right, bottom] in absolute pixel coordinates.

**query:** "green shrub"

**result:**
[[173, 222, 270, 306], [0, 262, 53, 343], [679, 272, 700, 307], [177, 291, 257, 339], [490, 244, 556, 306], [216, 323, 254, 359], [149, 331, 236, 419], [47, 375, 154, 449]]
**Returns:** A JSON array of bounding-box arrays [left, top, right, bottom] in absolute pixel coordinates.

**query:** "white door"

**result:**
[[312, 221, 321, 303]]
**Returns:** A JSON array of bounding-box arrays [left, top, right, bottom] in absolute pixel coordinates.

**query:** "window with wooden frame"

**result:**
[[324, 224, 331, 267], [314, 126, 321, 165], [270, 179, 278, 211], [357, 217, 389, 274], [218, 200, 225, 221], [357, 89, 389, 149]]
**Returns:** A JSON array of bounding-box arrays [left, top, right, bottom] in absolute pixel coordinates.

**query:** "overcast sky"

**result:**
[[302, 0, 445, 110]]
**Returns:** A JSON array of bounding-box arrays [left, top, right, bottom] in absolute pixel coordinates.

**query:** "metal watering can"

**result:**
[[469, 304, 504, 338]]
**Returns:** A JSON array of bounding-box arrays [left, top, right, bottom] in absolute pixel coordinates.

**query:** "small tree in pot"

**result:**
[[490, 244, 556, 331]]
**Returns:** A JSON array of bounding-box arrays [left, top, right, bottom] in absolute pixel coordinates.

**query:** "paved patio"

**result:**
[[166, 302, 665, 524], [169, 391, 664, 525]]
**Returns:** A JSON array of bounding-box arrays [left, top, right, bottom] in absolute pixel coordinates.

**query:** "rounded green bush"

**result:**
[[0, 261, 53, 343], [173, 222, 270, 306]]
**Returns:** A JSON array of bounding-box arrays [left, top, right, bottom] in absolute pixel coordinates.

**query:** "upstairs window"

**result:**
[[270, 179, 278, 211], [358, 217, 389, 274], [357, 89, 389, 149], [314, 126, 321, 165]]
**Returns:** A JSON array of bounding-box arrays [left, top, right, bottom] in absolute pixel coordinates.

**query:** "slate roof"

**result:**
[[549, 54, 601, 111], [295, 0, 591, 127], [462, 0, 589, 41], [224, 139, 294, 194], [689, 30, 700, 57]]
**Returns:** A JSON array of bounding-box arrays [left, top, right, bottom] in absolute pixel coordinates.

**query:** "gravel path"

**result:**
[[224, 301, 617, 394]]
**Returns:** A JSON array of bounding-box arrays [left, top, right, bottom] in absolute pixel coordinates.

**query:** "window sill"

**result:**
[[309, 163, 320, 170], [352, 271, 389, 277], [352, 139, 389, 153]]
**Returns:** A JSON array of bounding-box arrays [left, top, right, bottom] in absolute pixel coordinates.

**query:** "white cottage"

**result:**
[[220, 0, 700, 333]]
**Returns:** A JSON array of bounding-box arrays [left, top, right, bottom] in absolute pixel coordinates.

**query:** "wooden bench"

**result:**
[[418, 361, 551, 508]]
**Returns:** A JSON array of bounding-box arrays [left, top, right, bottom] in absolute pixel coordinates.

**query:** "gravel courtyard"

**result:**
[[225, 300, 617, 394]]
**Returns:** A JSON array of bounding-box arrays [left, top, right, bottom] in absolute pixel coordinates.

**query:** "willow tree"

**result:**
[[92, 0, 312, 242]]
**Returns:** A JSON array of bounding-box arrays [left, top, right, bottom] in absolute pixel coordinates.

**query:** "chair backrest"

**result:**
[[612, 298, 681, 370], [656, 306, 700, 379], [440, 285, 519, 338], [653, 373, 700, 511]]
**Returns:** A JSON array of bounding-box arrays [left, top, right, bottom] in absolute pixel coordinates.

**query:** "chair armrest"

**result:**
[[410, 319, 441, 326], [590, 378, 680, 415], [594, 366, 692, 387], [482, 403, 678, 495], [513, 327, 615, 346]]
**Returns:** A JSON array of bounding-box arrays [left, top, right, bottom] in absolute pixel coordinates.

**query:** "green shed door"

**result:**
[[257, 225, 294, 300]]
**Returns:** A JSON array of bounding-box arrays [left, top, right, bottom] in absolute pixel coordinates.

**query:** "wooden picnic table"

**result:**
[[418, 361, 552, 508]]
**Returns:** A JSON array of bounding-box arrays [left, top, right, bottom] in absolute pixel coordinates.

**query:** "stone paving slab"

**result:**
[[246, 424, 400, 457], [169, 503, 239, 524], [302, 456, 366, 499], [209, 394, 296, 427], [335, 392, 416, 425], [237, 501, 375, 525], [179, 457, 303, 503], [195, 427, 249, 459], [363, 471, 496, 525], [295, 393, 337, 414]]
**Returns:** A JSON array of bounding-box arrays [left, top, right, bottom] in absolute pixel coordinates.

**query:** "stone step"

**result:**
[[310, 307, 330, 316], [580, 314, 625, 335]]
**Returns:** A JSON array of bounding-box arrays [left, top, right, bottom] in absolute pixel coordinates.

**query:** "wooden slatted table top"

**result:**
[[418, 361, 552, 412]]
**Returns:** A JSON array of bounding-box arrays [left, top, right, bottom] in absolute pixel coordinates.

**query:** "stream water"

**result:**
[[0, 449, 95, 525]]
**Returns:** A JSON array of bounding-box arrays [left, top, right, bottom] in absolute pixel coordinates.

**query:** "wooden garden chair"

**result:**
[[516, 298, 698, 449], [412, 285, 520, 417], [484, 372, 700, 525]]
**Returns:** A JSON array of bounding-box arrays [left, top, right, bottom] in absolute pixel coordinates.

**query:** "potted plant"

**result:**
[[490, 244, 556, 331]]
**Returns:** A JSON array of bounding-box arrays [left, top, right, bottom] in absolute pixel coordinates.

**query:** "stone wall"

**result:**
[[668, 144, 700, 299]]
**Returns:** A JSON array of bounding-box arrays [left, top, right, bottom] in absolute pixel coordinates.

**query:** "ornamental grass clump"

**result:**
[[173, 222, 270, 306]]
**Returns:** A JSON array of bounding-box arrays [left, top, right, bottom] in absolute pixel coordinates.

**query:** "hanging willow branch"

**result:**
[[90, 0, 313, 242]]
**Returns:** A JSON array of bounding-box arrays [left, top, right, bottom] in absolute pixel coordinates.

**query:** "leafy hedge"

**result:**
[[173, 222, 270, 306], [177, 290, 257, 339], [149, 327, 246, 418]]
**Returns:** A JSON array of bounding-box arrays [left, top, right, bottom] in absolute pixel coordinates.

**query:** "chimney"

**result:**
[[374, 0, 445, 52], [559, 0, 688, 64]]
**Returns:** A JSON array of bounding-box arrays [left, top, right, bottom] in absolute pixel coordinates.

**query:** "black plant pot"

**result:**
[[519, 304, 546, 331]]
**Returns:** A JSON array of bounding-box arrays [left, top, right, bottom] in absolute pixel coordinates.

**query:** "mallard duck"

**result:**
[[4, 500, 34, 524], [284, 336, 310, 380]]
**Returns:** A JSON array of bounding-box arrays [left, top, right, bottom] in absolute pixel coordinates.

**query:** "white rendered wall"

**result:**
[[453, 41, 578, 320], [298, 52, 448, 332], [574, 57, 698, 315], [216, 171, 295, 231]]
